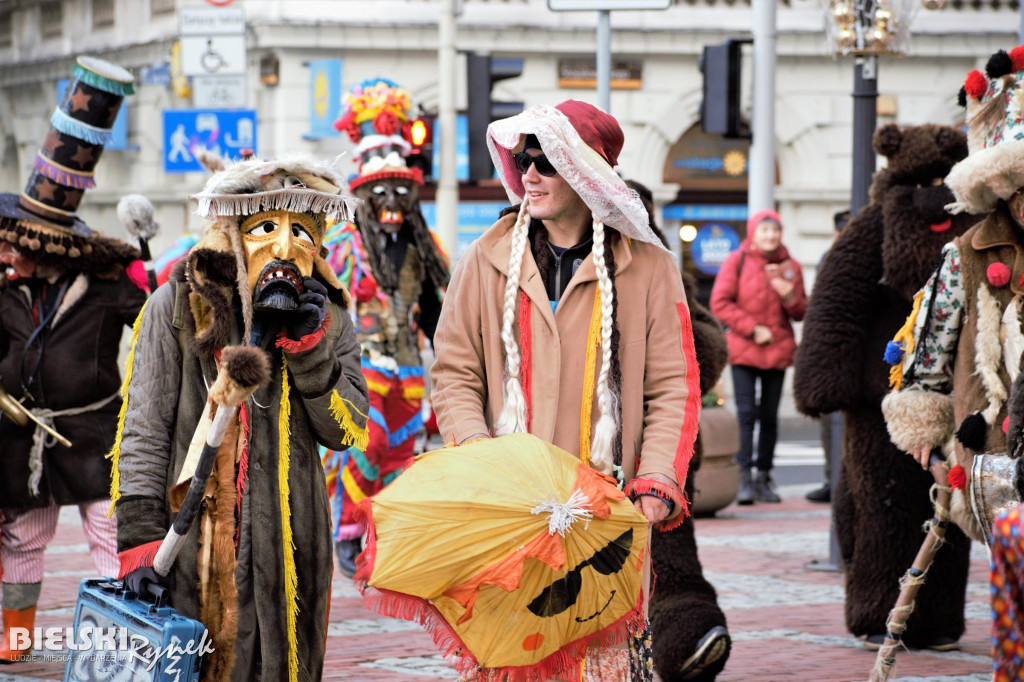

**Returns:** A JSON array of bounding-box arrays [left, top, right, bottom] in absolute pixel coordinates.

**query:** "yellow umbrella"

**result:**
[[354, 432, 648, 681]]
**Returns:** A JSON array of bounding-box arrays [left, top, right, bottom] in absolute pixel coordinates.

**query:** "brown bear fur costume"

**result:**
[[792, 124, 979, 645], [650, 270, 731, 681]]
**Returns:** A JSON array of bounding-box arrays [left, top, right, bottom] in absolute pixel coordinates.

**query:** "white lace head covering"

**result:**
[[485, 101, 656, 474], [486, 101, 662, 248]]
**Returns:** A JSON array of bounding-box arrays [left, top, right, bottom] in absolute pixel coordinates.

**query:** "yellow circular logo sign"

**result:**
[[723, 150, 747, 177]]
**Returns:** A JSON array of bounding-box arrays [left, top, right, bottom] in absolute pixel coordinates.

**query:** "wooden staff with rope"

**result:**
[[869, 450, 951, 682]]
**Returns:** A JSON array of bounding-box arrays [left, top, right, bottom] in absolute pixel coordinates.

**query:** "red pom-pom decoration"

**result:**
[[1004, 416, 1011, 434], [947, 464, 967, 491], [373, 110, 400, 137], [401, 120, 414, 144], [988, 262, 1011, 287], [333, 111, 355, 134], [334, 111, 362, 142], [1011, 46, 1024, 72], [354, 275, 378, 303], [964, 70, 988, 99]]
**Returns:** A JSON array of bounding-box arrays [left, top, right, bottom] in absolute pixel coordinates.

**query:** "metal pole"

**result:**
[[749, 0, 777, 214], [597, 10, 611, 113], [812, 53, 878, 574], [851, 56, 878, 213], [436, 0, 459, 254], [808, 409, 844, 573], [826, 411, 844, 568]]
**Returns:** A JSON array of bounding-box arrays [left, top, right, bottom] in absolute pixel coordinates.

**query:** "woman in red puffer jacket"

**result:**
[[710, 209, 807, 505]]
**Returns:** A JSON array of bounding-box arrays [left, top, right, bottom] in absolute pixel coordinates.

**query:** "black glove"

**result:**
[[123, 566, 164, 596], [287, 277, 328, 340]]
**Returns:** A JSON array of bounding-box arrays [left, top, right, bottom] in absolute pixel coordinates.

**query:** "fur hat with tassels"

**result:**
[[946, 46, 1024, 215], [184, 154, 361, 354]]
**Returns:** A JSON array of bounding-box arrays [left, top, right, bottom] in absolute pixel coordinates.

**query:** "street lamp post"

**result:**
[[851, 56, 878, 214]]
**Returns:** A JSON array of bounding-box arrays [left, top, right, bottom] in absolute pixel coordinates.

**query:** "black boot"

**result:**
[[805, 482, 831, 503], [754, 470, 781, 503], [335, 538, 361, 578], [736, 468, 754, 506]]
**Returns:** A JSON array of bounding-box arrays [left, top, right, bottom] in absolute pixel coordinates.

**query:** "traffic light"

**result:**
[[700, 39, 750, 139], [466, 52, 524, 182], [409, 119, 430, 147], [406, 114, 435, 182]]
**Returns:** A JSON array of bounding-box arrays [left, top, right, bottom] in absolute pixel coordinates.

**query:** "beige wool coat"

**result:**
[[431, 213, 701, 527]]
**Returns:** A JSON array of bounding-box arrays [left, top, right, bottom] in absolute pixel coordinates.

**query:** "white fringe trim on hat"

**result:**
[[192, 188, 360, 224]]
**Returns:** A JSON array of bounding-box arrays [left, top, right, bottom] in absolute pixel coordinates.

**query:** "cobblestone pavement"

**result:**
[[0, 483, 993, 682]]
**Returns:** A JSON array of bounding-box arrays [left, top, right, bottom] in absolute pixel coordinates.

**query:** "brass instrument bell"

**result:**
[[0, 385, 72, 448]]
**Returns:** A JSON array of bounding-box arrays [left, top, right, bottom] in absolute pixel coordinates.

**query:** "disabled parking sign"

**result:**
[[163, 109, 257, 173]]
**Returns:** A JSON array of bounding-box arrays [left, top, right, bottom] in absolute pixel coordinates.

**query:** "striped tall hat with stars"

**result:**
[[0, 55, 135, 264]]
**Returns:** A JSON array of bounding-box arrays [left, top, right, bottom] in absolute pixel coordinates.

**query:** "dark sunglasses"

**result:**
[[512, 152, 558, 177], [526, 528, 633, 618]]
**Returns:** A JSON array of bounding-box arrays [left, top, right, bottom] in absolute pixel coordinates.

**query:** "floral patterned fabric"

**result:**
[[900, 242, 964, 393], [627, 620, 654, 682], [991, 505, 1024, 681]]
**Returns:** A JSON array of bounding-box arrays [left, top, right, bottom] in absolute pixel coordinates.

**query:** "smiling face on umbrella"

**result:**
[[240, 209, 324, 310], [357, 433, 649, 678], [526, 528, 633, 619]]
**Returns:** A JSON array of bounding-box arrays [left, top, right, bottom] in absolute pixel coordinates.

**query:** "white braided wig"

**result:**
[[486, 104, 661, 474]]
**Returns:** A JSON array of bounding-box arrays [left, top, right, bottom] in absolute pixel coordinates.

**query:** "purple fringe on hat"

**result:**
[[32, 155, 96, 190]]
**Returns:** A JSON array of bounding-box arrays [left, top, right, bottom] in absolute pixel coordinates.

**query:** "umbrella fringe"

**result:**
[[360, 586, 647, 682], [352, 497, 377, 586]]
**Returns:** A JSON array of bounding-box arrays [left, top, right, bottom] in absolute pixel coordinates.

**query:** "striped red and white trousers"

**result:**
[[1, 500, 118, 584]]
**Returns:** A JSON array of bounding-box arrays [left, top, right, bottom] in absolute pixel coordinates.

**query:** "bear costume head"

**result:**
[[871, 123, 977, 301]]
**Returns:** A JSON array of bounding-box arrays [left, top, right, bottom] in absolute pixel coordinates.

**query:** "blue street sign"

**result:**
[[162, 109, 257, 173], [58, 79, 129, 150], [307, 59, 342, 139], [663, 204, 748, 221], [691, 222, 741, 276], [431, 115, 469, 181], [140, 64, 172, 87]]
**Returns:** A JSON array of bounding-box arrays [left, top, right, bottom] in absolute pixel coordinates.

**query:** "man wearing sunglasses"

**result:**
[[431, 100, 701, 679]]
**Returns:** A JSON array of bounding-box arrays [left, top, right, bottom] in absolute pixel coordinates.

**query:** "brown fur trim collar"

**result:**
[[186, 248, 238, 357]]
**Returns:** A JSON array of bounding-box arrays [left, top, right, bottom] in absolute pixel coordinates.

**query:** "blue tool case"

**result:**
[[64, 578, 206, 682]]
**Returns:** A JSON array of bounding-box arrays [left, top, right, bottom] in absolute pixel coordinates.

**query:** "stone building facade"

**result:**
[[0, 0, 1015, 293]]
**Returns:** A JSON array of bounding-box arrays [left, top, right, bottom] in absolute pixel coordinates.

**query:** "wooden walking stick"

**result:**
[[869, 450, 951, 682]]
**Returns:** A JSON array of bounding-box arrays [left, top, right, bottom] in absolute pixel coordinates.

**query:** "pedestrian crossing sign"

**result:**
[[162, 109, 257, 173]]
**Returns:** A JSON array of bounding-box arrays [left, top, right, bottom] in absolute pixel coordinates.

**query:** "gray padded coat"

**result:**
[[114, 276, 368, 682]]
